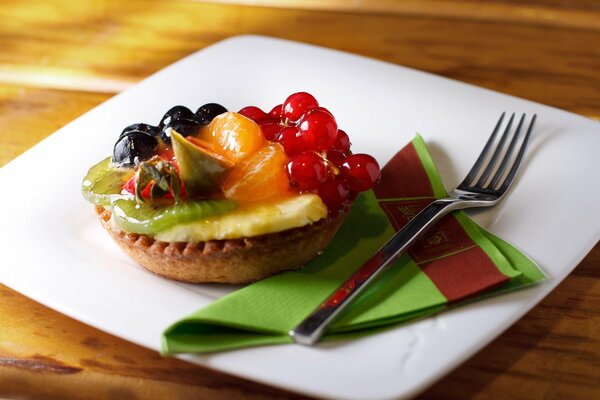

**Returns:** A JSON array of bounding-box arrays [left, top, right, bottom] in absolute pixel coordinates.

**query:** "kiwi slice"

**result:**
[[111, 198, 237, 235], [82, 157, 134, 206]]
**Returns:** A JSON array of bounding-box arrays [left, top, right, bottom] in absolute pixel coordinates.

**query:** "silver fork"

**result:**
[[289, 112, 537, 346]]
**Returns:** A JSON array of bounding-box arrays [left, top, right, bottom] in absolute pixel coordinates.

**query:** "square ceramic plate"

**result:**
[[1, 36, 599, 400]]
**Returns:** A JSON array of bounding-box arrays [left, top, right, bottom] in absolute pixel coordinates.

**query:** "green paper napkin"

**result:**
[[162, 135, 545, 354]]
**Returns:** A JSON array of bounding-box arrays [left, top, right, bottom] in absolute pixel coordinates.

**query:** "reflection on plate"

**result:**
[[1, 36, 599, 400]]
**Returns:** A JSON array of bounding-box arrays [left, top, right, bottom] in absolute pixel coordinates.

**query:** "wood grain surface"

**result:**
[[0, 1, 599, 399]]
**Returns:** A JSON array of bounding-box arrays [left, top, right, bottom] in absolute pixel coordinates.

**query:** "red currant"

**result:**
[[286, 151, 328, 190], [277, 126, 306, 156], [298, 109, 338, 151], [311, 106, 332, 116], [282, 92, 318, 123], [332, 129, 351, 153], [260, 121, 282, 141], [238, 106, 268, 122], [318, 177, 350, 210], [269, 104, 283, 119], [341, 153, 380, 192], [326, 149, 347, 169]]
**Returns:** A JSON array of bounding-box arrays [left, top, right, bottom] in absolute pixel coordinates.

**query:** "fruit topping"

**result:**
[[133, 156, 183, 204], [276, 126, 306, 156], [119, 123, 161, 140], [113, 130, 158, 167], [268, 104, 283, 119], [326, 149, 346, 169], [160, 117, 201, 143], [238, 106, 269, 123], [155, 194, 326, 242], [222, 142, 291, 202], [259, 121, 282, 141], [201, 112, 265, 162], [82, 157, 134, 205], [114, 103, 229, 146], [112, 197, 237, 235], [298, 109, 338, 151], [287, 151, 328, 191], [340, 153, 380, 192], [318, 177, 351, 209], [170, 130, 233, 197], [194, 103, 228, 125], [159, 106, 195, 128], [95, 92, 379, 229], [282, 92, 318, 123], [158, 106, 202, 143], [255, 92, 380, 212], [332, 129, 351, 153]]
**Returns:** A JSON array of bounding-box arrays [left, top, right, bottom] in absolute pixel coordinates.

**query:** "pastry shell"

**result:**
[[96, 205, 347, 284]]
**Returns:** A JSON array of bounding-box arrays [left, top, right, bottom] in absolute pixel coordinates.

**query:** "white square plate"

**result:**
[[1, 36, 599, 400]]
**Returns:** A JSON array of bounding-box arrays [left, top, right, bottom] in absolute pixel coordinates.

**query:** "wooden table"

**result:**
[[1, 1, 599, 398]]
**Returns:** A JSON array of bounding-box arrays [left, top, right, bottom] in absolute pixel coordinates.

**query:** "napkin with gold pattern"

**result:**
[[162, 135, 545, 354]]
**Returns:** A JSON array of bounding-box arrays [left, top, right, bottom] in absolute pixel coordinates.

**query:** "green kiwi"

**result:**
[[111, 198, 237, 235], [82, 157, 134, 206]]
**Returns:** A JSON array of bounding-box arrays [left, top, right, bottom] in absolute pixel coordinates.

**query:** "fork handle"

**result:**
[[289, 198, 462, 345]]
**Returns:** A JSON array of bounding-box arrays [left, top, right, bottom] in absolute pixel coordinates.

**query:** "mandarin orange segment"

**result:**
[[200, 111, 264, 162], [222, 143, 294, 202]]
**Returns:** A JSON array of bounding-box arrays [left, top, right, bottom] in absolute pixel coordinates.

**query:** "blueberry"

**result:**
[[113, 131, 158, 167], [194, 103, 227, 125], [119, 123, 160, 140], [158, 106, 194, 129], [160, 118, 200, 143]]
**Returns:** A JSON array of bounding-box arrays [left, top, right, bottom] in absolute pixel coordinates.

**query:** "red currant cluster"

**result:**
[[239, 92, 380, 210]]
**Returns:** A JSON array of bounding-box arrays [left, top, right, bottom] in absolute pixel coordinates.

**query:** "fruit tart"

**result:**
[[82, 92, 380, 283]]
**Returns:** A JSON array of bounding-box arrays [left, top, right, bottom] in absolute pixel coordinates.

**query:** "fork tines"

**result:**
[[459, 112, 536, 194]]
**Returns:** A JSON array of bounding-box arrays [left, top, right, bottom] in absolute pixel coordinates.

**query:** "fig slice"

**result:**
[[170, 129, 234, 197]]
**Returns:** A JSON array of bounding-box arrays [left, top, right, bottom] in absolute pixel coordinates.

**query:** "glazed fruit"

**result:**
[[156, 106, 200, 143], [170, 130, 233, 196], [238, 106, 269, 123], [269, 104, 283, 119], [341, 154, 380, 192], [222, 142, 291, 202], [113, 130, 158, 167], [201, 112, 265, 162], [155, 194, 327, 242], [112, 198, 237, 235], [159, 105, 195, 128], [282, 92, 318, 123], [298, 109, 338, 151], [119, 123, 161, 139], [276, 126, 306, 156], [82, 157, 134, 205], [326, 149, 346, 168], [287, 151, 328, 190], [161, 117, 200, 142], [113, 103, 228, 146], [332, 129, 351, 153], [194, 103, 228, 125], [233, 92, 380, 212], [255, 121, 279, 141], [94, 92, 379, 230], [318, 177, 350, 209]]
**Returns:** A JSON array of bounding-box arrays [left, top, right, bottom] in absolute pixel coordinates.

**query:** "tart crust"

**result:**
[[96, 205, 347, 284]]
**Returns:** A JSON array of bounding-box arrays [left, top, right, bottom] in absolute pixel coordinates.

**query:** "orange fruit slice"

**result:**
[[200, 111, 264, 162], [222, 142, 293, 202]]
